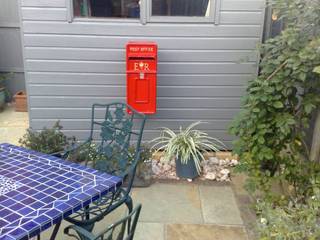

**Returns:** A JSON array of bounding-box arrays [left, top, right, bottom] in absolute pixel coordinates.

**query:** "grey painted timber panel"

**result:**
[[20, 0, 266, 147], [21, 0, 66, 7], [220, 12, 263, 24], [21, 7, 67, 21], [23, 35, 260, 50], [23, 22, 262, 37], [25, 60, 257, 74], [25, 48, 258, 62], [26, 72, 252, 86], [28, 85, 246, 97], [30, 108, 240, 120], [221, 0, 265, 11], [29, 96, 242, 108]]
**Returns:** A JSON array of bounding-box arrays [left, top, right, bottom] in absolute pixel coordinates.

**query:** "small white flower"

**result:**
[[311, 196, 316, 200], [260, 218, 268, 225]]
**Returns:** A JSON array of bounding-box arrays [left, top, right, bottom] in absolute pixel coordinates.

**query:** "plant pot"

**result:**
[[0, 88, 6, 111], [14, 91, 27, 112], [175, 157, 199, 180]]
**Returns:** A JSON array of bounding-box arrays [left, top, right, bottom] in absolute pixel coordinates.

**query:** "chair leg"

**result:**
[[125, 196, 133, 235], [125, 196, 133, 213]]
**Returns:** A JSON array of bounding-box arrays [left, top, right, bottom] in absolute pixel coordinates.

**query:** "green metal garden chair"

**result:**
[[64, 204, 142, 240], [61, 103, 146, 235]]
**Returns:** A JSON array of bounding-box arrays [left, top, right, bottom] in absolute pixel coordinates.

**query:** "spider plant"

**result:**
[[151, 121, 226, 174]]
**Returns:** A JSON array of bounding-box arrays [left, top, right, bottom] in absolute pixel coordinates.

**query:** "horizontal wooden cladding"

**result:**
[[29, 96, 242, 108], [220, 11, 263, 24], [21, 7, 67, 21], [27, 72, 252, 86], [25, 60, 257, 74], [21, 0, 66, 7], [221, 0, 265, 11], [30, 108, 240, 120], [23, 22, 262, 37], [21, 8, 263, 24], [28, 85, 246, 97], [24, 35, 260, 50], [32, 119, 232, 131], [25, 48, 258, 62]]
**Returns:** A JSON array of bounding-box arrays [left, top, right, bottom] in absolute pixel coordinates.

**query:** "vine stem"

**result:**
[[266, 60, 288, 81]]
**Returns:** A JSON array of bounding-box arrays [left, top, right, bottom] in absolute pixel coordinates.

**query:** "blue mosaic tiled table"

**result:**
[[0, 143, 122, 240]]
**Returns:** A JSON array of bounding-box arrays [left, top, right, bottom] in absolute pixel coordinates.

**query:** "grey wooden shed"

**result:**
[[18, 0, 266, 148]]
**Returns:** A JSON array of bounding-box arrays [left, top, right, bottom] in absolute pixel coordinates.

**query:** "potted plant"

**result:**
[[151, 121, 225, 181], [0, 73, 11, 111]]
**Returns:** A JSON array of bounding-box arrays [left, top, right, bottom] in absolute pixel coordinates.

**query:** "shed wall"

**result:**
[[20, 0, 266, 148], [0, 0, 25, 95]]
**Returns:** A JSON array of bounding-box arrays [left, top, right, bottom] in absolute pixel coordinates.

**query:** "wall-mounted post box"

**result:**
[[126, 42, 158, 114]]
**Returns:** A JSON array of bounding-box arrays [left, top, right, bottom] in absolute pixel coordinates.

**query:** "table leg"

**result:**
[[50, 221, 62, 240]]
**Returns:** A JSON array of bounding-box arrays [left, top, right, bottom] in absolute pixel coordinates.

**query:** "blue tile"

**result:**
[[17, 207, 33, 216], [4, 213, 21, 222]]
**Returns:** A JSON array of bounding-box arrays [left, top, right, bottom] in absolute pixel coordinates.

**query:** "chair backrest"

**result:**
[[86, 103, 146, 182], [101, 204, 142, 240]]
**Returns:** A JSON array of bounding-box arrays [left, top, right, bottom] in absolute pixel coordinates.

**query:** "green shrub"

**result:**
[[256, 184, 320, 240], [229, 0, 320, 196], [66, 142, 99, 163], [19, 121, 76, 154], [129, 144, 153, 180]]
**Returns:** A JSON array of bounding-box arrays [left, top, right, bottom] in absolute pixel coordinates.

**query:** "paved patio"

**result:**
[[0, 106, 254, 240]]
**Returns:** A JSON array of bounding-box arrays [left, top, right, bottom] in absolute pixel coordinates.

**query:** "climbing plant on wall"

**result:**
[[230, 0, 320, 197]]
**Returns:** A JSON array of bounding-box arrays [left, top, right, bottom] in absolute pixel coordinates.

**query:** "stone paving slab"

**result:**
[[135, 223, 165, 240], [166, 224, 248, 240], [132, 183, 203, 224], [199, 185, 243, 225], [0, 106, 28, 145]]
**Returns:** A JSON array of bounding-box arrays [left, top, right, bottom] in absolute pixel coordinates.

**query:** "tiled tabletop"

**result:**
[[0, 143, 122, 240]]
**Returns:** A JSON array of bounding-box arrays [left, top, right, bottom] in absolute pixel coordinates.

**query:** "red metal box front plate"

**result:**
[[126, 42, 157, 114]]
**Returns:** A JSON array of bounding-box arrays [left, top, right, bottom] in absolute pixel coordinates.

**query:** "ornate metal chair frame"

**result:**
[[64, 204, 142, 240], [61, 103, 146, 234]]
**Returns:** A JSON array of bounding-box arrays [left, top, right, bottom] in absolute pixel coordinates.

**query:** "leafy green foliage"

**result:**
[[19, 121, 76, 154], [129, 144, 153, 181], [0, 73, 13, 99], [256, 183, 320, 240], [151, 121, 225, 174], [229, 0, 320, 197], [67, 142, 99, 162]]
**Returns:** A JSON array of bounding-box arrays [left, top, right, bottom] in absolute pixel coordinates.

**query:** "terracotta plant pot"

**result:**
[[14, 91, 28, 112]]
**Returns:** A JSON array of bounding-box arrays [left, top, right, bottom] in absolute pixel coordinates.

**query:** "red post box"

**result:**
[[126, 42, 158, 114]]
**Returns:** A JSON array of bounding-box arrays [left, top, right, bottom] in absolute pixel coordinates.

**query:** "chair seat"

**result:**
[[65, 188, 132, 232]]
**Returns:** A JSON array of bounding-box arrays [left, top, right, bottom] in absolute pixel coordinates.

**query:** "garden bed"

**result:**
[[150, 152, 239, 182]]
